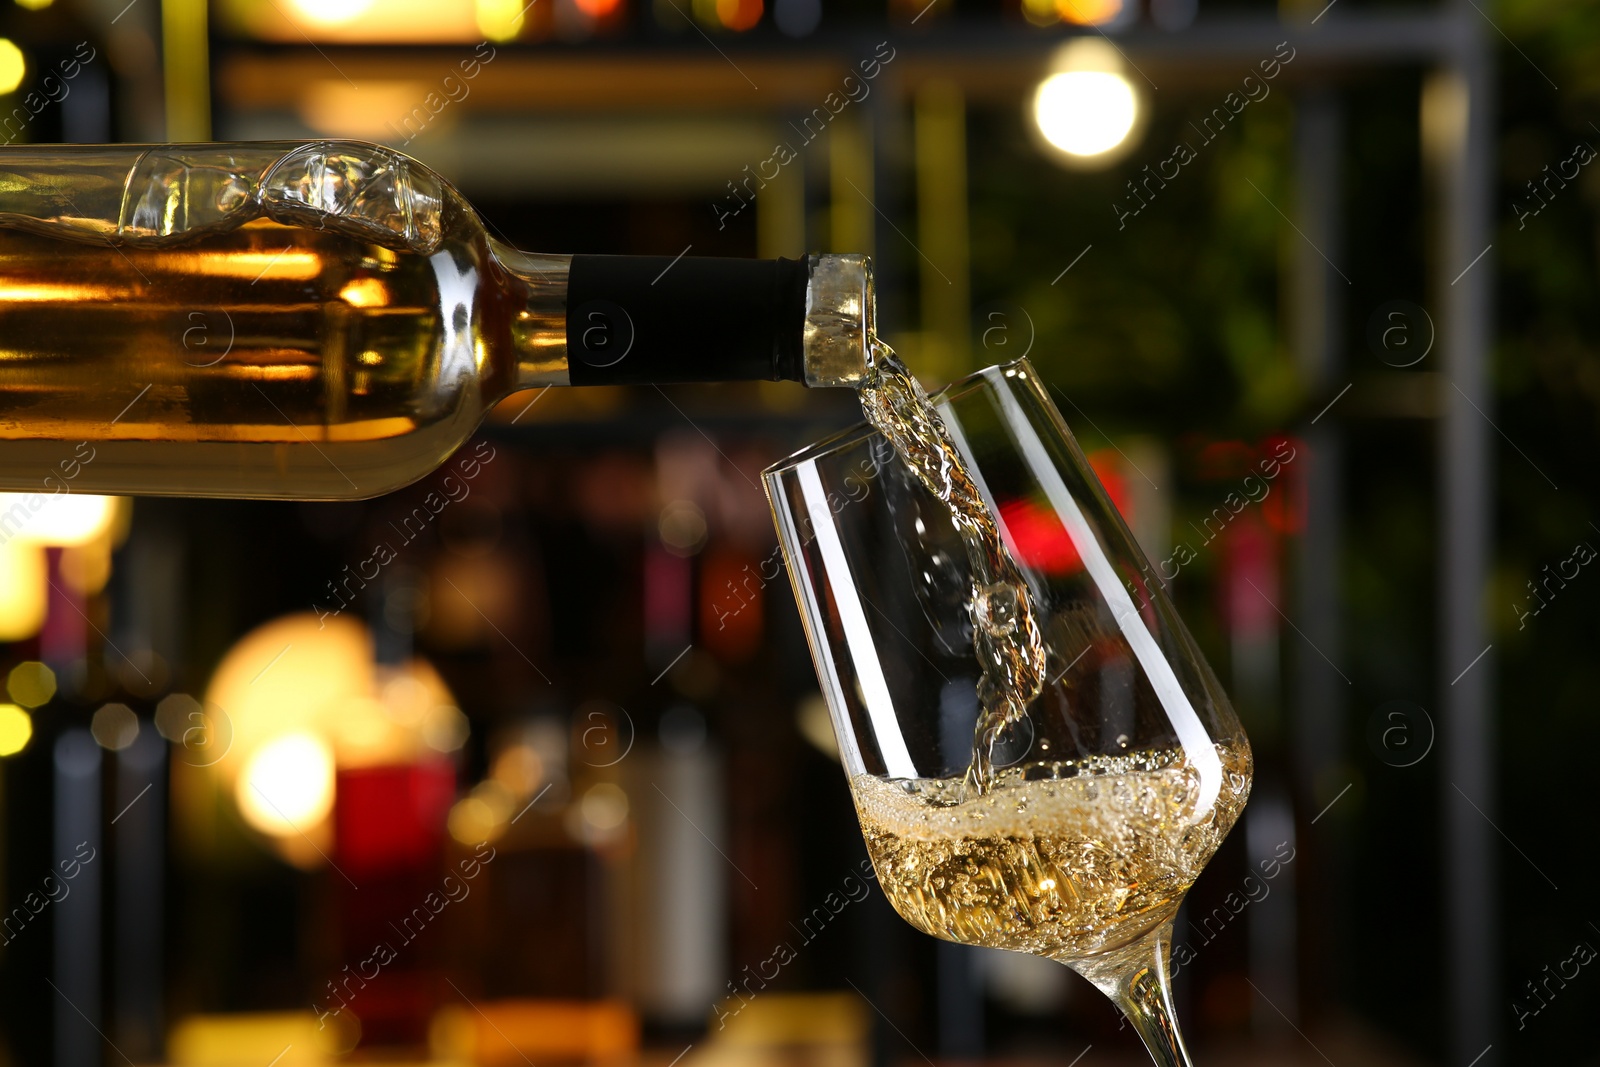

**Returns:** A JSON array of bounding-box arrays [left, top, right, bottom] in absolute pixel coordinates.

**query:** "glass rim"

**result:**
[[762, 357, 1031, 478]]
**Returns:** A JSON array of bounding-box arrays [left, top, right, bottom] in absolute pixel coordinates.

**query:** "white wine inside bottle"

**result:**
[[0, 141, 860, 499], [0, 213, 508, 499]]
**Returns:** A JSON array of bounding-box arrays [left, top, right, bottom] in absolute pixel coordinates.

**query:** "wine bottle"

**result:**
[[0, 140, 875, 500]]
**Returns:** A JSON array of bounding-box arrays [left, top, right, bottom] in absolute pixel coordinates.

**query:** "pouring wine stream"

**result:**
[[856, 342, 1048, 794]]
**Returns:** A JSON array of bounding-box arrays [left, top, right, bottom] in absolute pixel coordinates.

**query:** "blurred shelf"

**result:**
[[215, 10, 1473, 118]]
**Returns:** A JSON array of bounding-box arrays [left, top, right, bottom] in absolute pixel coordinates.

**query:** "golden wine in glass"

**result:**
[[766, 358, 1251, 1067]]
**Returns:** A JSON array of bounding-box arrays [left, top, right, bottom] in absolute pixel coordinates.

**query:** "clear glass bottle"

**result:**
[[0, 141, 875, 499]]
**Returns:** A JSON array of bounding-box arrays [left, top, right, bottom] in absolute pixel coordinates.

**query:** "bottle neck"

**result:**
[[491, 239, 574, 390], [491, 244, 875, 391]]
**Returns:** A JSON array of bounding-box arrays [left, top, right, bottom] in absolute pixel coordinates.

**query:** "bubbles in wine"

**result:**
[[850, 742, 1252, 962]]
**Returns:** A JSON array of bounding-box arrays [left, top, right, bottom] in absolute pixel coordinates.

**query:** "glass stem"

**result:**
[[1065, 921, 1195, 1067]]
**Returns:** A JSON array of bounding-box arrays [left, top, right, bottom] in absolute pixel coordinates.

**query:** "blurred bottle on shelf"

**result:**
[[447, 711, 627, 1003], [626, 703, 727, 1026], [0, 140, 875, 500]]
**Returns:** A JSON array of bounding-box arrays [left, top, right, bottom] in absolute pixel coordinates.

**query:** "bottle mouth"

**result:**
[[802, 253, 875, 388]]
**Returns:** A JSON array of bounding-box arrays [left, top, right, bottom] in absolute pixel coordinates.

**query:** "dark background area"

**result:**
[[0, 0, 1595, 1065]]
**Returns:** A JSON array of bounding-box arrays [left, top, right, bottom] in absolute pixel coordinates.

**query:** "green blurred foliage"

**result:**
[[957, 6, 1600, 1059], [967, 82, 1299, 435]]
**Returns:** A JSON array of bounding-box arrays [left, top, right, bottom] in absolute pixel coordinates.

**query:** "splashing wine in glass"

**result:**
[[768, 356, 1252, 1067]]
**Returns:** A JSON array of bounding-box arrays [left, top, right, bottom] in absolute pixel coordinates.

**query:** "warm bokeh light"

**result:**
[[476, 0, 526, 36], [430, 1000, 639, 1064], [204, 614, 374, 779], [1020, 0, 1058, 26], [286, 0, 375, 25], [225, 0, 482, 41], [0, 39, 24, 96], [299, 80, 430, 139], [1056, 0, 1122, 24], [329, 668, 461, 766], [581, 782, 629, 831], [169, 1012, 358, 1064], [91, 703, 140, 751], [422, 704, 470, 752], [205, 614, 465, 859], [448, 781, 512, 844], [1032, 39, 1141, 165], [14, 0, 55, 10], [1033, 70, 1138, 158], [62, 534, 114, 595], [715, 0, 762, 29], [0, 539, 47, 642], [154, 692, 204, 741], [447, 796, 495, 843], [659, 500, 708, 556], [0, 492, 118, 547], [491, 742, 543, 796], [7, 661, 56, 708], [329, 696, 403, 762], [0, 704, 32, 757], [237, 732, 336, 836], [208, 615, 464, 775], [381, 672, 432, 727]]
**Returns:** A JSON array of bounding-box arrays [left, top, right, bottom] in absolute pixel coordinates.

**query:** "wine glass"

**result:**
[[763, 358, 1251, 1067]]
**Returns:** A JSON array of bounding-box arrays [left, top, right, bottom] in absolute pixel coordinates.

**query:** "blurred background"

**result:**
[[0, 0, 1595, 1064]]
